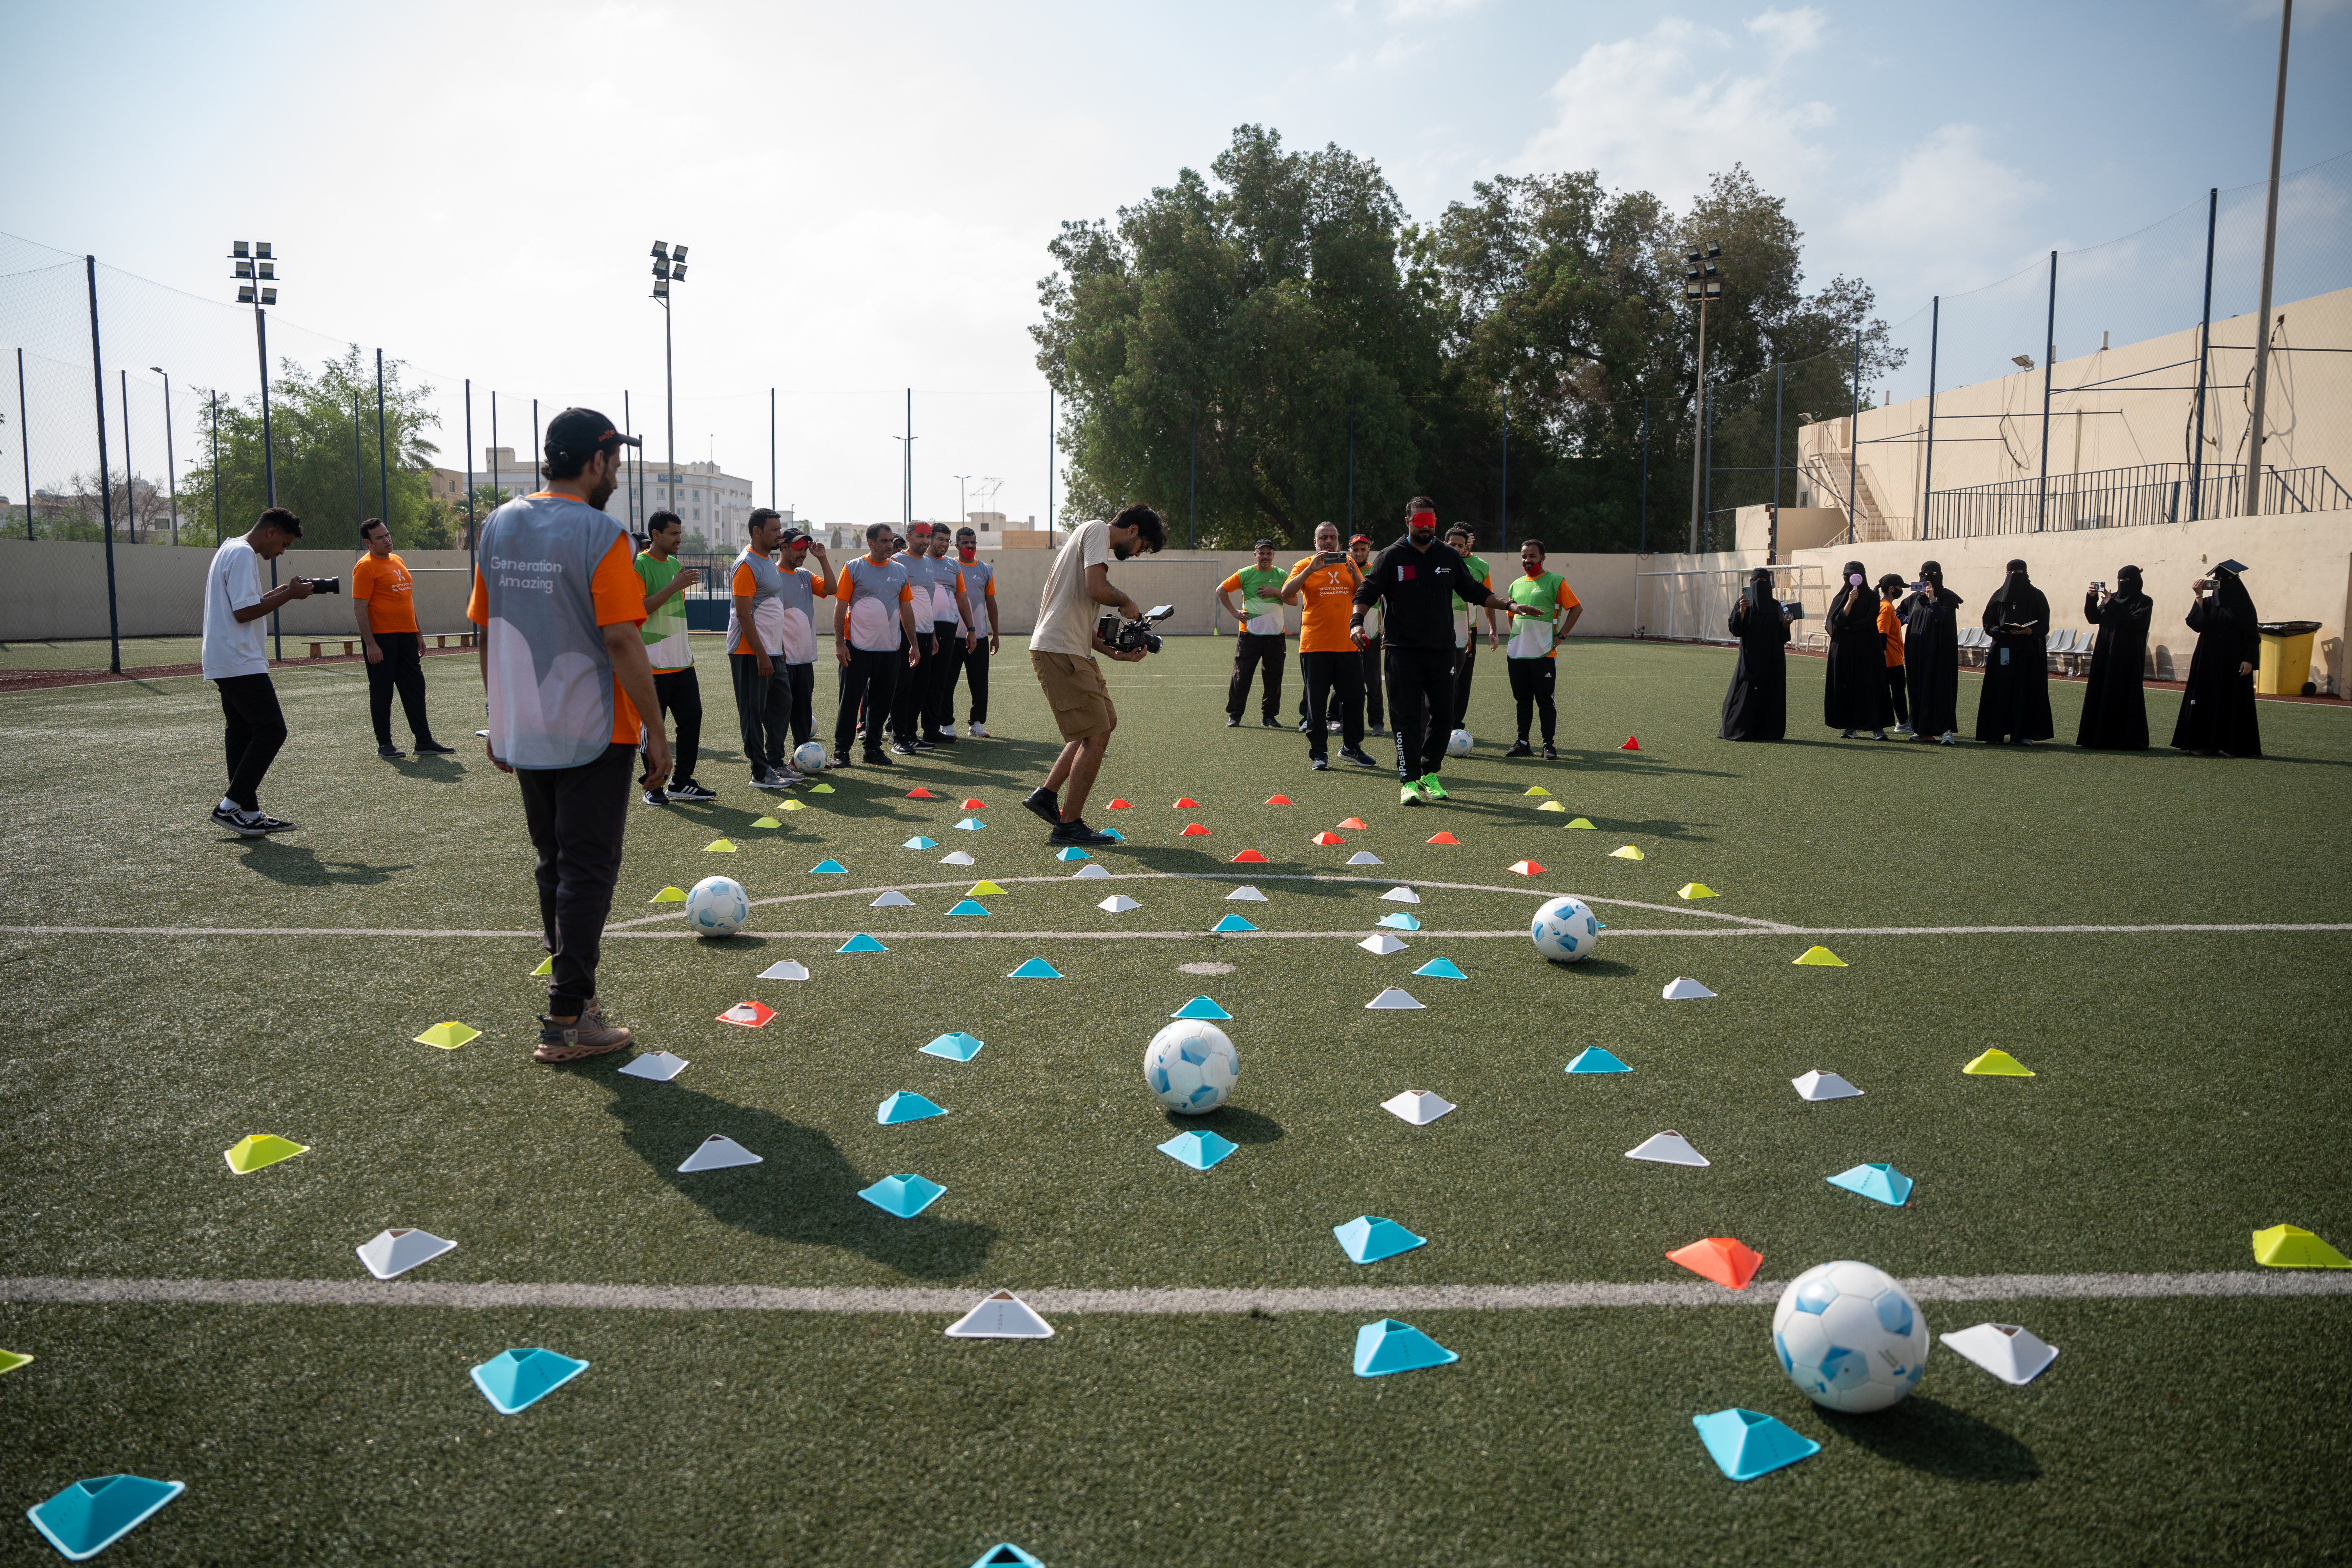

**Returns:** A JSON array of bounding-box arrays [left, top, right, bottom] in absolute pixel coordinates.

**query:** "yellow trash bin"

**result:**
[[2255, 621, 2320, 696]]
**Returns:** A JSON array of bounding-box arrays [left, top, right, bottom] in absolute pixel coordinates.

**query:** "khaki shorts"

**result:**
[[1031, 650, 1117, 741]]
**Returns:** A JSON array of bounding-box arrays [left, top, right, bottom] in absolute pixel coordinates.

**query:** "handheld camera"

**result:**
[[297, 576, 341, 595], [1098, 604, 1174, 655]]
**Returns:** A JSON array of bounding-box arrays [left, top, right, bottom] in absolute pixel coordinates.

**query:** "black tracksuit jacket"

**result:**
[[1351, 536, 1491, 649]]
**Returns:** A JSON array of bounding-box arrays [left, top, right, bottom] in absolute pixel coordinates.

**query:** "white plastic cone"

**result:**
[[1941, 1322, 2059, 1385], [1097, 895, 1141, 912], [1625, 1131, 1709, 1167], [355, 1228, 456, 1280], [944, 1289, 1056, 1340], [1358, 933, 1409, 955], [617, 1051, 689, 1082], [757, 960, 810, 981], [1226, 886, 1269, 901], [1347, 852, 1384, 865], [677, 1134, 762, 1173], [1380, 1090, 1455, 1125], [1661, 977, 1716, 1000], [1380, 887, 1421, 904], [1791, 1070, 1863, 1101], [1072, 863, 1111, 880], [1366, 988, 1425, 1010], [870, 890, 915, 908]]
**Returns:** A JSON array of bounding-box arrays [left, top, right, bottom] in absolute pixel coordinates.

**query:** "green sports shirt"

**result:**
[[1455, 554, 1492, 648], [633, 551, 693, 671]]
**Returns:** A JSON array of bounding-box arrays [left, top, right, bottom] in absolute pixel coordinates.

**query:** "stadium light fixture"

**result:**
[[1684, 240, 1722, 552], [2010, 354, 2035, 370], [230, 237, 284, 653], [652, 238, 686, 517]]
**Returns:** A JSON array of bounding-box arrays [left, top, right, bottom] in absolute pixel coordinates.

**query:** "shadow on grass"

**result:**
[[1819, 1396, 2040, 1483], [589, 1072, 998, 1280], [1165, 1103, 1285, 1145], [387, 755, 467, 783], [237, 843, 412, 887]]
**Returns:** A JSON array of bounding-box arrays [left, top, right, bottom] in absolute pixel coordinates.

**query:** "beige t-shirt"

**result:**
[[1029, 519, 1113, 657]]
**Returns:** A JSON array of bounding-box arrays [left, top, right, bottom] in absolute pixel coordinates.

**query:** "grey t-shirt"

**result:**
[[1030, 520, 1113, 658], [954, 555, 994, 634], [839, 554, 912, 652]]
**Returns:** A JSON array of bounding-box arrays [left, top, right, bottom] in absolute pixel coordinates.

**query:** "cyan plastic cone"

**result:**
[[1692, 1407, 1818, 1480], [858, 1173, 945, 1217], [837, 933, 888, 953], [1171, 996, 1232, 1020], [809, 858, 848, 873], [1334, 1216, 1427, 1264], [1007, 958, 1062, 978], [919, 1031, 985, 1062], [1157, 1129, 1238, 1170], [878, 1091, 948, 1124], [1413, 958, 1467, 979], [1352, 1318, 1457, 1377], [1211, 914, 1257, 933], [1827, 1161, 1912, 1206], [1057, 846, 1092, 860], [966, 1547, 1045, 1568], [27, 1474, 185, 1560], [946, 899, 992, 916], [902, 836, 938, 849], [1565, 1047, 1631, 1074], [470, 1348, 588, 1414]]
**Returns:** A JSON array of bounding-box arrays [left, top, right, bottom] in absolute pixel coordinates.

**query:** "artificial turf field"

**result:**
[[2, 632, 2349, 1567]]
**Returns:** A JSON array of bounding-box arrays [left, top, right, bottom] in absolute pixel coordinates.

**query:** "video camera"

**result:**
[[296, 576, 341, 595], [1098, 604, 1173, 655]]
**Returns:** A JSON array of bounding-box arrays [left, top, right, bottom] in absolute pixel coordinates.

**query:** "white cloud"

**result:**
[[1386, 0, 1487, 17], [1837, 124, 2045, 274], [1746, 6, 1825, 57]]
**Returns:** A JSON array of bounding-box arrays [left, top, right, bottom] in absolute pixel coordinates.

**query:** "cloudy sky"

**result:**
[[9, 0, 2347, 526]]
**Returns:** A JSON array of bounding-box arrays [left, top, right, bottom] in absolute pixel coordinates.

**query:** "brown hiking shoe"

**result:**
[[534, 1012, 633, 1063]]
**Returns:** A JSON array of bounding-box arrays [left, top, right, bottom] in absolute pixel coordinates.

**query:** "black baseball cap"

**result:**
[[544, 407, 641, 462], [1254, 538, 1275, 550], [780, 527, 810, 545]]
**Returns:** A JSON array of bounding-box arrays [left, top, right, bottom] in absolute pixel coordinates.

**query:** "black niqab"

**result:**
[[2171, 565, 2264, 756], [1822, 560, 1891, 731], [1720, 567, 1790, 740], [1975, 558, 2054, 742], [1898, 560, 1965, 736], [2077, 565, 2151, 749]]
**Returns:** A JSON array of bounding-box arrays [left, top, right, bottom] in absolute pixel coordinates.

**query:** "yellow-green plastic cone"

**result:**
[[704, 839, 737, 853], [1792, 945, 1847, 966], [1537, 800, 1567, 813], [413, 1021, 480, 1051], [2252, 1224, 2352, 1268], [1679, 883, 1718, 899], [224, 1134, 309, 1175], [779, 800, 809, 812], [1566, 817, 1596, 830], [1523, 786, 1552, 797], [1962, 1048, 2034, 1077], [809, 782, 835, 794], [968, 880, 1007, 896], [1609, 845, 1644, 860], [531, 956, 553, 977], [0, 1349, 32, 1375], [749, 816, 782, 829], [649, 886, 687, 903]]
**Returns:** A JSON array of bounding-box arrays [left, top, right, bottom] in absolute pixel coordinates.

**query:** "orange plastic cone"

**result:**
[[1619, 736, 1640, 751], [1509, 859, 1544, 875], [960, 798, 987, 809], [1231, 849, 1269, 863], [1337, 817, 1368, 830], [1426, 832, 1461, 845], [1108, 799, 1135, 809], [1666, 1236, 1763, 1289], [1312, 831, 1345, 845], [906, 787, 935, 798], [1265, 794, 1294, 805], [1173, 797, 1200, 808], [1180, 823, 1211, 836]]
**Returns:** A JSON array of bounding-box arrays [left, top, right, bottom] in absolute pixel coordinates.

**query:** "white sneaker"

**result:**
[[968, 723, 991, 738], [941, 722, 958, 737], [1892, 723, 1914, 736]]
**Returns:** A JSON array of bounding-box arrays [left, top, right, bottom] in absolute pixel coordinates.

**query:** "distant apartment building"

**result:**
[[613, 458, 756, 537]]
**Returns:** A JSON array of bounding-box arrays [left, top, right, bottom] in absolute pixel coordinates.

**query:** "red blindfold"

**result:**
[[1410, 510, 1437, 530]]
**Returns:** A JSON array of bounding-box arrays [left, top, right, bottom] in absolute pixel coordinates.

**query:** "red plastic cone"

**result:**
[[1666, 1236, 1763, 1290], [1425, 832, 1460, 845], [960, 798, 987, 809], [1231, 848, 1269, 863], [1180, 823, 1211, 836], [906, 788, 935, 798], [1265, 794, 1294, 805], [1619, 736, 1640, 751], [1173, 797, 1200, 808], [1107, 799, 1134, 809], [1311, 831, 1345, 845], [1509, 859, 1544, 875], [1337, 817, 1368, 830]]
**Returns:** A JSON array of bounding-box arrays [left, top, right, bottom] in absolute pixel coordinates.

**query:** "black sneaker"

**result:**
[[668, 779, 717, 802], [1261, 718, 1283, 729], [913, 738, 935, 753], [864, 749, 895, 766], [923, 732, 958, 746], [890, 740, 917, 756], [212, 805, 267, 837], [1226, 716, 1241, 728], [751, 768, 789, 790], [1021, 787, 1061, 826], [1367, 723, 1386, 736], [377, 743, 405, 759], [1541, 744, 1558, 761], [413, 739, 456, 755], [1340, 747, 1378, 768], [1504, 740, 1533, 758], [832, 751, 852, 768], [1310, 756, 1330, 771], [1049, 817, 1117, 845]]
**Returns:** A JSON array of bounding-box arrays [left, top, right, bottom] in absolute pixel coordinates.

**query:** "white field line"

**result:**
[[1, 1270, 2346, 1315]]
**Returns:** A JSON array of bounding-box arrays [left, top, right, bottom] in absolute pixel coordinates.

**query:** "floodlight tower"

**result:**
[[651, 241, 688, 504], [1683, 242, 1721, 552], [229, 241, 281, 503]]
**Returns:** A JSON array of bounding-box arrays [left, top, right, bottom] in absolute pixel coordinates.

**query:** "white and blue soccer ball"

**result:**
[[1529, 894, 1600, 963], [792, 741, 828, 775], [1771, 1260, 1930, 1413], [1144, 1019, 1240, 1114], [1446, 728, 1475, 757], [684, 875, 750, 938]]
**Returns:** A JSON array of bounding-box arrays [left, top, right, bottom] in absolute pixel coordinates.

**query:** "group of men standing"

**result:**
[[631, 511, 1000, 803], [1221, 515, 1580, 789]]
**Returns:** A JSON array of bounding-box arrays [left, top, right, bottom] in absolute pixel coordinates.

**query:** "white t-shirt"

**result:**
[[1030, 520, 1114, 657], [201, 538, 269, 680]]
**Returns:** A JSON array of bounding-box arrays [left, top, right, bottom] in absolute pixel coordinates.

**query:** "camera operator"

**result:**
[[202, 505, 316, 836], [354, 517, 454, 760], [466, 407, 662, 1063], [1020, 503, 1166, 844]]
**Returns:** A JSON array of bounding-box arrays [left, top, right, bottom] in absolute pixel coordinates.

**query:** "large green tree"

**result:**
[[179, 346, 441, 552], [1038, 140, 1903, 553]]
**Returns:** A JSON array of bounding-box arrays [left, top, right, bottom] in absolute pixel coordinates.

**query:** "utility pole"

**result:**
[[2243, 0, 2292, 518], [149, 367, 178, 543]]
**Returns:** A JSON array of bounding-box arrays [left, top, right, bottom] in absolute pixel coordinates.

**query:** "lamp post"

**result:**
[[231, 240, 283, 659], [1682, 242, 1721, 552], [650, 240, 687, 518], [954, 473, 971, 531], [149, 367, 178, 544]]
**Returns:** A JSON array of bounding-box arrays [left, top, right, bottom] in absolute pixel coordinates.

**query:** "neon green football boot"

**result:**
[[1420, 773, 1449, 801], [1399, 781, 1425, 806]]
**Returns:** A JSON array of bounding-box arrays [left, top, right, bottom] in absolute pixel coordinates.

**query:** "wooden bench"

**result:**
[[305, 634, 474, 659]]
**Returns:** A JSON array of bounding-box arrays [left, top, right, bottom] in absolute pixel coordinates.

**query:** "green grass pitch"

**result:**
[[2, 634, 2348, 1566]]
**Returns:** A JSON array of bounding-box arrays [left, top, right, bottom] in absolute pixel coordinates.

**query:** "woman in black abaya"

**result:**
[[2077, 565, 2152, 749], [1823, 560, 1890, 739], [1975, 558, 2054, 744], [1720, 567, 1792, 740], [2170, 561, 2263, 757], [1897, 561, 1964, 745]]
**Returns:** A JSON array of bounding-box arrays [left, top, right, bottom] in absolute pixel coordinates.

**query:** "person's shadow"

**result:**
[[235, 844, 411, 886], [589, 1072, 998, 1279]]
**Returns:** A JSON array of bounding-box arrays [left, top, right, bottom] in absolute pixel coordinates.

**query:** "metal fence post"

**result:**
[[85, 257, 121, 675], [17, 348, 32, 539], [376, 347, 389, 524], [2189, 188, 2216, 521], [2037, 250, 2056, 532], [1922, 297, 1940, 539], [120, 371, 133, 544], [1845, 334, 1861, 547], [353, 391, 364, 529], [464, 379, 475, 562], [1638, 397, 1649, 554]]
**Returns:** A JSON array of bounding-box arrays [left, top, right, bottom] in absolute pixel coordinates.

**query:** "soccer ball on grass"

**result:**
[[1144, 1019, 1240, 1114], [791, 742, 828, 775], [1771, 1260, 1929, 1413], [685, 875, 750, 938], [1446, 728, 1475, 757], [1529, 894, 1599, 963]]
